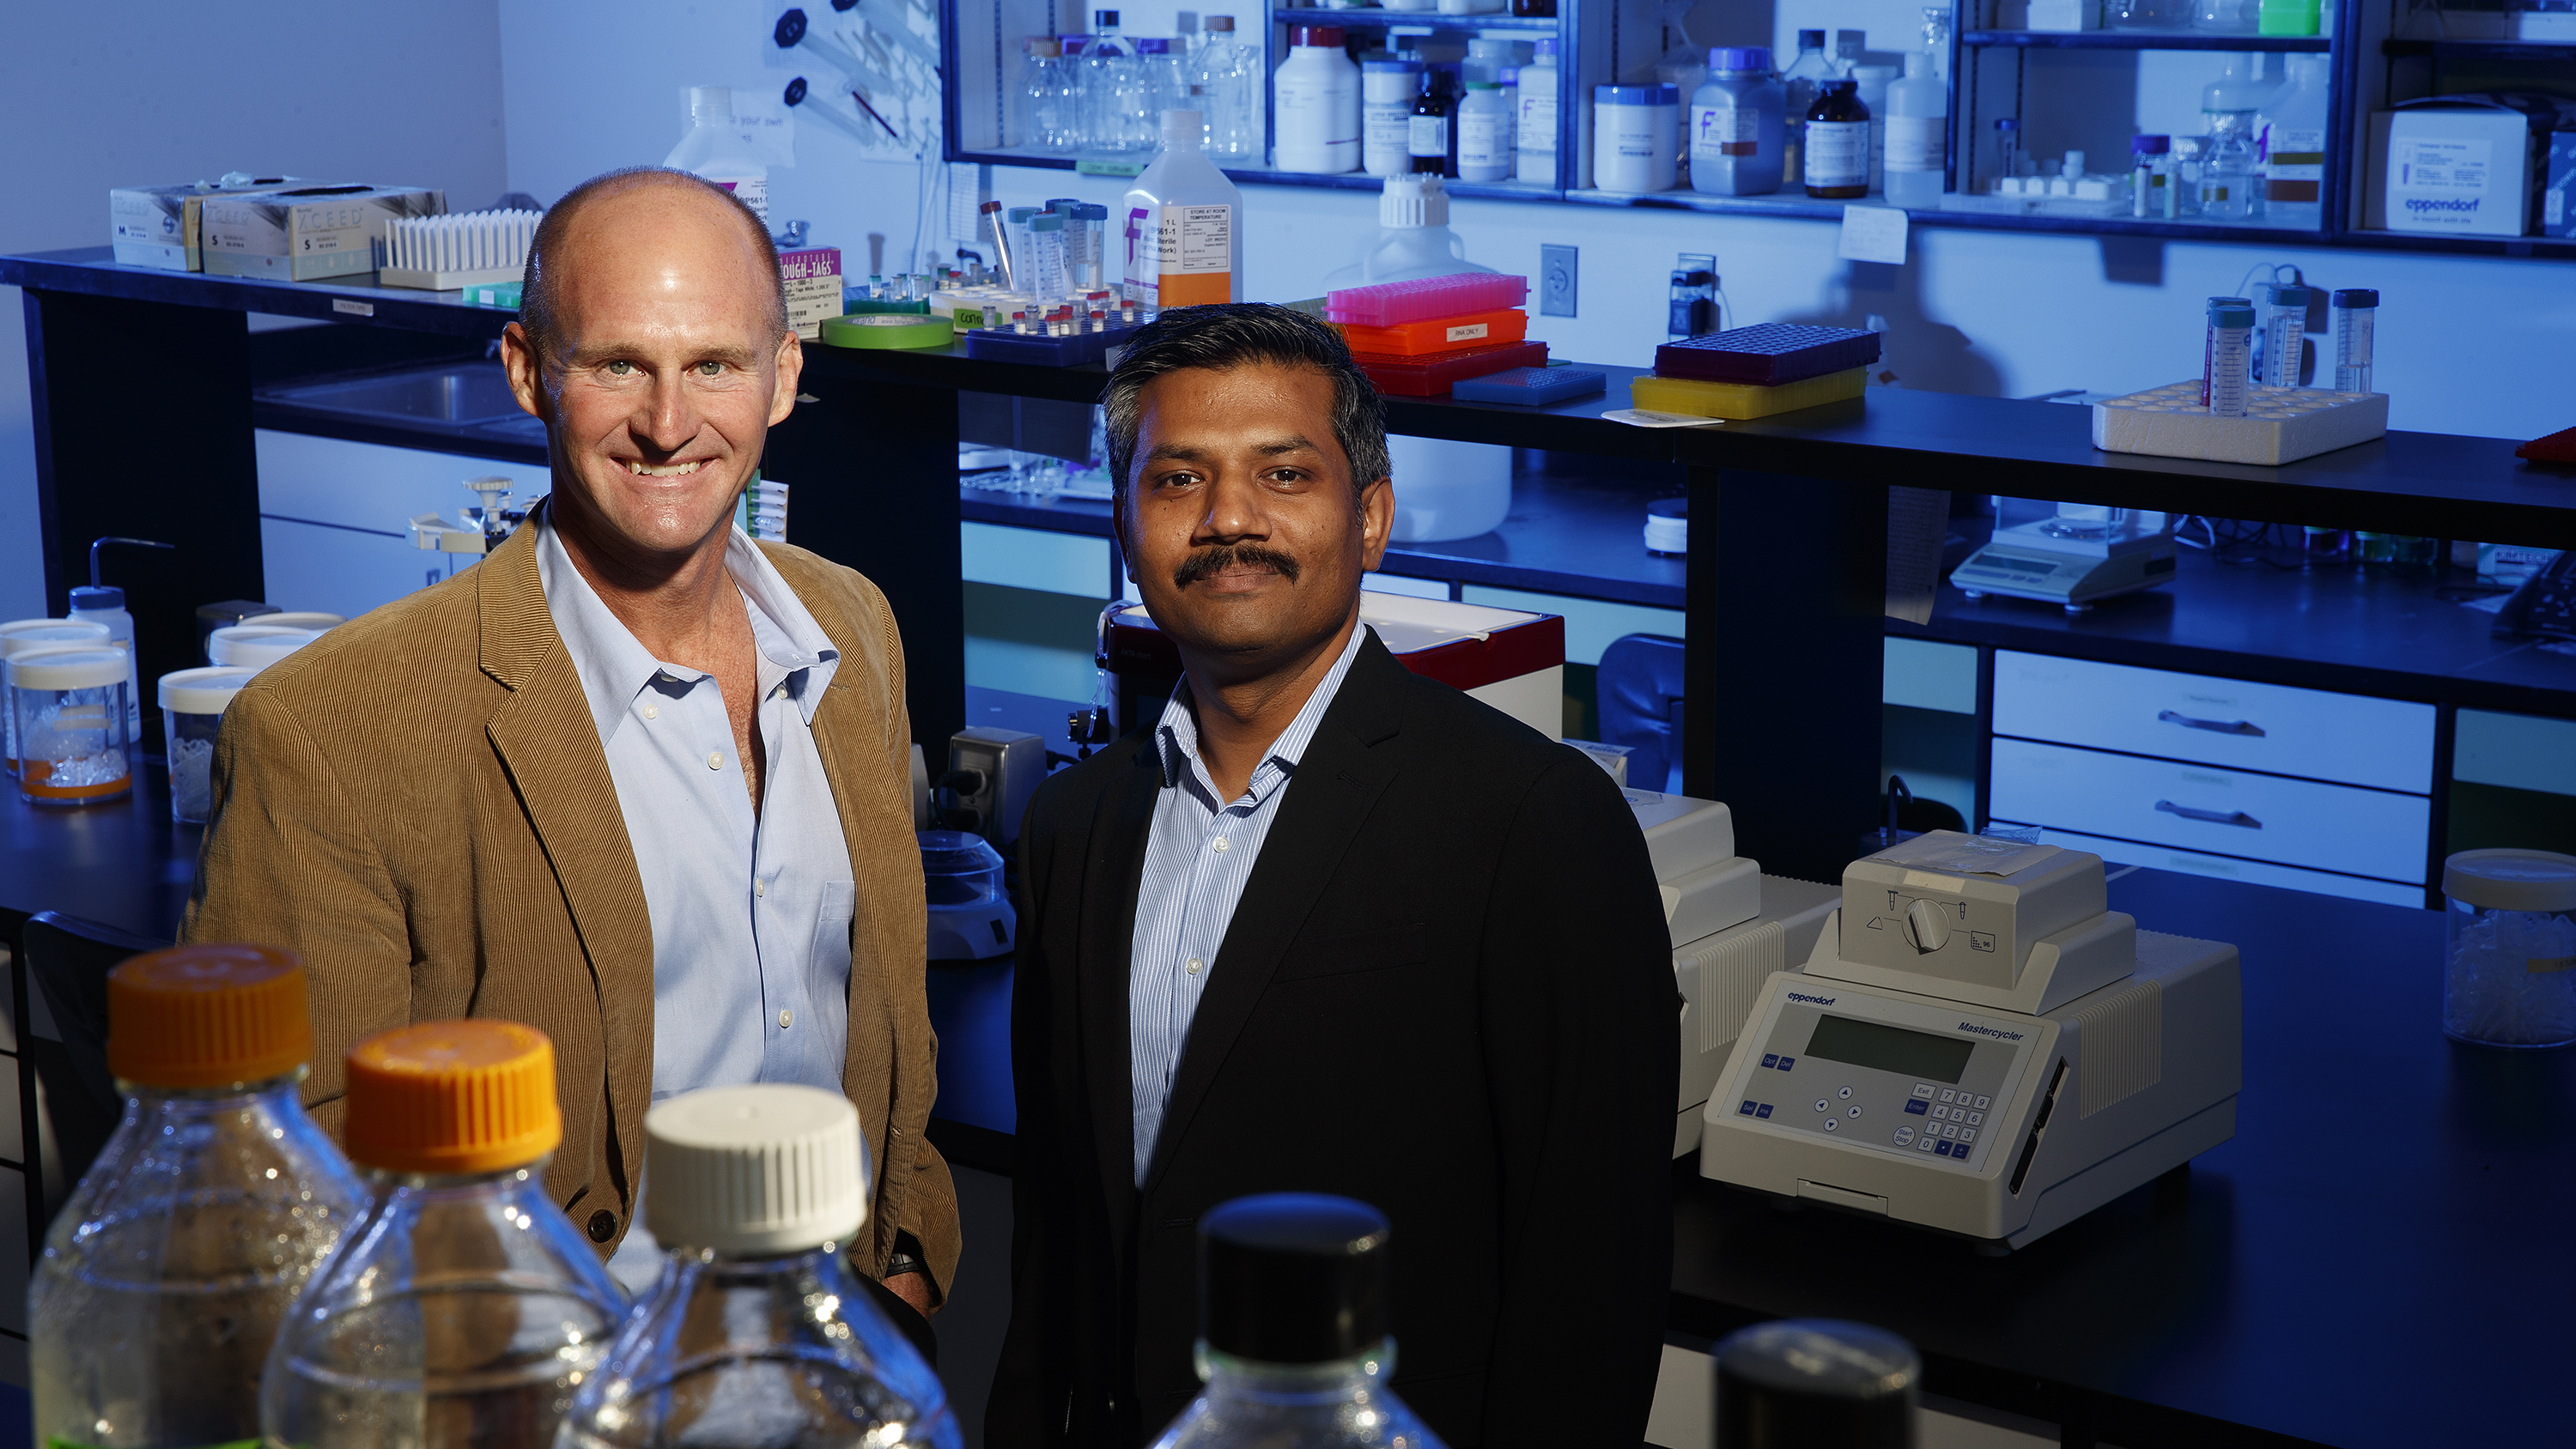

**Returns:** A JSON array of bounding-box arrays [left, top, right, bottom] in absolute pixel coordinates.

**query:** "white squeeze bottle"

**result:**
[[1123, 108, 1245, 308], [1883, 47, 1947, 209], [665, 85, 770, 224]]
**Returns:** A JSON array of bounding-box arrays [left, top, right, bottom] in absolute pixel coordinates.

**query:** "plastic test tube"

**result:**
[[2207, 304, 2255, 418], [2262, 283, 2310, 389], [2200, 295, 2251, 407], [2332, 288, 2377, 393]]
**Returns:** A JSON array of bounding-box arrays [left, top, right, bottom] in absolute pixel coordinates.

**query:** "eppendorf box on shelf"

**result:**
[[110, 176, 313, 271], [201, 184, 446, 281], [779, 246, 843, 340]]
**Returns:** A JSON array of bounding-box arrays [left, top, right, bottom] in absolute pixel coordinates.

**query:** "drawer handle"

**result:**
[[2157, 709, 2265, 737], [2156, 800, 2263, 829]]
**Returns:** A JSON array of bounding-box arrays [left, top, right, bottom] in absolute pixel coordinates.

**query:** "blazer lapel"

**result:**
[[476, 524, 658, 1213], [1139, 637, 1406, 1194], [1082, 739, 1163, 1242]]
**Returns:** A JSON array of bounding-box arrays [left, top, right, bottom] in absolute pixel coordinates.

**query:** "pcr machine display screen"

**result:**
[[1802, 1015, 1976, 1084]]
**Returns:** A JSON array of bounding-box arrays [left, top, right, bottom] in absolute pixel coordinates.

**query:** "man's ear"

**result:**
[[768, 330, 805, 427], [1357, 476, 1394, 570]]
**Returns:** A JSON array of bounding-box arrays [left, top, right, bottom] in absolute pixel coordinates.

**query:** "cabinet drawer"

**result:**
[[2014, 827, 2430, 909], [1993, 651, 2434, 793], [1990, 737, 2431, 884]]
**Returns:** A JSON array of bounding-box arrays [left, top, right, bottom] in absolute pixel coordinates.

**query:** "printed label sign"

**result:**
[[1444, 322, 1491, 343], [1692, 104, 1759, 158], [2390, 137, 2493, 231]]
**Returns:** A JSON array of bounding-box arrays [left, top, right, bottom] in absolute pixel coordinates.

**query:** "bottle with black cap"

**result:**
[[1712, 1318, 1919, 1448], [1149, 1192, 1445, 1448]]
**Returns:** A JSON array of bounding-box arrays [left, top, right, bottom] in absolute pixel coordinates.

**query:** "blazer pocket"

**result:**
[[1271, 923, 1429, 982]]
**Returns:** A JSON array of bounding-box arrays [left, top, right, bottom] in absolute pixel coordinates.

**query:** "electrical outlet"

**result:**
[[1540, 244, 1578, 317]]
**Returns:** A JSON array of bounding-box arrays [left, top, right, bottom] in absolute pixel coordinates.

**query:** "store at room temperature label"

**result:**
[[1124, 203, 1232, 306], [1692, 105, 1759, 158]]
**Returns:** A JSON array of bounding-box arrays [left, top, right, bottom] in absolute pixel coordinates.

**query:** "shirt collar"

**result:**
[[1155, 622, 1369, 800], [535, 510, 841, 746]]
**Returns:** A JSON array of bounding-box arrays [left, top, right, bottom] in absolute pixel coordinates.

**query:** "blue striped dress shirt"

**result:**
[[1129, 624, 1367, 1187]]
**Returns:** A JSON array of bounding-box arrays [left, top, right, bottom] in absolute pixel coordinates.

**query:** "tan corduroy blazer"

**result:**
[[181, 520, 958, 1298]]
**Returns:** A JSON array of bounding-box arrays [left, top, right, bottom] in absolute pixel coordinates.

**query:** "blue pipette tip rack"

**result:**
[[1450, 367, 1607, 405]]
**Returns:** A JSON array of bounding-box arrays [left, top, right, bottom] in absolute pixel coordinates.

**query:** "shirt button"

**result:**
[[1187, 957, 1202, 975], [773, 685, 787, 700], [778, 1009, 793, 1028], [754, 879, 766, 898], [642, 704, 658, 720], [708, 751, 724, 770], [1212, 837, 1229, 853]]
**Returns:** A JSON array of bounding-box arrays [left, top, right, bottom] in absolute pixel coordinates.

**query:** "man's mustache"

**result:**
[[1174, 545, 1301, 589]]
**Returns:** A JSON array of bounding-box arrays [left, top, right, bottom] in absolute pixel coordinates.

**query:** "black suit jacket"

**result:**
[[986, 631, 1678, 1447]]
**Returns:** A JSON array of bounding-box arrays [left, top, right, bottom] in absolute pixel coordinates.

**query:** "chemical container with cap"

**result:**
[[1690, 48, 1785, 197], [560, 1084, 962, 1447], [2441, 849, 2576, 1050], [255, 609, 345, 634], [1321, 173, 1498, 288], [207, 621, 319, 671], [664, 85, 769, 223], [67, 583, 144, 736], [262, 1018, 627, 1449], [11, 646, 133, 805], [1273, 24, 1360, 173], [31, 943, 367, 1449], [0, 616, 111, 775], [1712, 1319, 1919, 1447], [161, 665, 257, 824], [1147, 1191, 1444, 1448], [1123, 109, 1245, 307]]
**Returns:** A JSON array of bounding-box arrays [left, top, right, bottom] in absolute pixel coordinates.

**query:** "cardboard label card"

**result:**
[[1838, 204, 1911, 264]]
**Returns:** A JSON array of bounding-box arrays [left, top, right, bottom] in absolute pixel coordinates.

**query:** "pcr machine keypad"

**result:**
[[1735, 998, 2026, 1169]]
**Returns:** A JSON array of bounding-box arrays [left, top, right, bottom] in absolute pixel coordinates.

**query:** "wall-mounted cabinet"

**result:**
[[938, 0, 2576, 255]]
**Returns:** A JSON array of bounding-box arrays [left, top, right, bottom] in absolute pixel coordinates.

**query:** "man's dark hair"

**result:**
[[1102, 302, 1389, 542], [519, 167, 787, 367]]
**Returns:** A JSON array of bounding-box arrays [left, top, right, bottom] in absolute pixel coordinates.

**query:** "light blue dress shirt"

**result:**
[[537, 518, 858, 1287], [1128, 624, 1366, 1188]]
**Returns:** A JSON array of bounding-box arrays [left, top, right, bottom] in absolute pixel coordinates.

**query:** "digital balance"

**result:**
[[1948, 498, 2178, 614], [1699, 832, 2240, 1250]]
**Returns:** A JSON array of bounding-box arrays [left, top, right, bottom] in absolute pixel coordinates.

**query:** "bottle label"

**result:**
[[1804, 120, 1868, 187], [1365, 100, 1413, 171], [1132, 203, 1232, 306], [1445, 321, 1491, 343], [1520, 93, 1557, 151], [1410, 114, 1449, 158], [703, 173, 769, 225], [1886, 116, 1944, 173], [2263, 125, 2325, 202], [1691, 104, 1759, 159], [1461, 112, 1510, 168]]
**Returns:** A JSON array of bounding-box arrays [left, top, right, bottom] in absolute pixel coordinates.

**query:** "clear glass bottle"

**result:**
[[1195, 16, 1263, 160], [1135, 38, 1188, 134], [1803, 79, 1870, 199], [1078, 9, 1139, 152], [263, 1020, 628, 1449], [1021, 36, 1078, 152], [2196, 52, 2267, 220], [1779, 29, 1833, 189], [561, 1085, 960, 1448], [1147, 1193, 1445, 1449], [32, 945, 366, 1449], [663, 87, 769, 224]]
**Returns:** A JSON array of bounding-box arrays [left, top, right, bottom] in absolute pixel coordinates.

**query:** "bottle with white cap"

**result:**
[[1122, 108, 1245, 307], [561, 1083, 962, 1447], [160, 666, 258, 824], [9, 647, 135, 805], [0, 618, 112, 777], [664, 85, 770, 223], [206, 623, 320, 673], [67, 584, 142, 737]]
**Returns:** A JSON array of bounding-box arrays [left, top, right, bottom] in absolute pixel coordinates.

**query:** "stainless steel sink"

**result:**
[[266, 364, 527, 423]]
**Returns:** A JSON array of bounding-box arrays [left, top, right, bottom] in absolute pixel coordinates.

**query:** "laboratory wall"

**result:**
[[497, 0, 2570, 468], [0, 3, 513, 622]]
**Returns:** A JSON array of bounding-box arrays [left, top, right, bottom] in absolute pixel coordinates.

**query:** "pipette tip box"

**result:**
[[2091, 383, 2388, 465], [961, 320, 1146, 366], [1351, 340, 1549, 397], [1326, 273, 1530, 327], [1629, 367, 1867, 420], [1654, 324, 1881, 386], [1451, 367, 1607, 405], [1336, 306, 1530, 359]]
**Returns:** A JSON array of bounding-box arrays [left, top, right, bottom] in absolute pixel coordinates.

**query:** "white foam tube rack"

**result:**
[[377, 209, 542, 291]]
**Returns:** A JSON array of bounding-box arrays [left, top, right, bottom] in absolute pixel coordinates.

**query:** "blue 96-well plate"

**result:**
[[1449, 367, 1607, 405]]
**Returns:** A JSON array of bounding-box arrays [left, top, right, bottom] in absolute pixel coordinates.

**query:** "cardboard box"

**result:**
[[201, 185, 446, 282], [2366, 95, 2573, 237], [109, 177, 311, 271], [2546, 129, 2576, 239], [778, 246, 843, 340]]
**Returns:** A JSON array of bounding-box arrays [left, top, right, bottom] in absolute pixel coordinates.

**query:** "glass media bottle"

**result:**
[[1803, 79, 1870, 199], [31, 944, 366, 1449], [560, 1083, 961, 1448], [1149, 1192, 1445, 1449], [262, 1019, 627, 1449]]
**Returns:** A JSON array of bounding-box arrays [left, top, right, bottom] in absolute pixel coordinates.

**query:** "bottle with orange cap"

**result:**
[[557, 1083, 962, 1448], [260, 1018, 627, 1449], [29, 943, 366, 1449]]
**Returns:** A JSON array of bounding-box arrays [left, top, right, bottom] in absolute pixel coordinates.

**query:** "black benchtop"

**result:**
[[7, 246, 2573, 547]]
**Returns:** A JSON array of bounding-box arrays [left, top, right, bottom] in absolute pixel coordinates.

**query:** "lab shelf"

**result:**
[[1962, 27, 2334, 50], [2378, 34, 2576, 58], [1268, 6, 1561, 31], [1558, 186, 2331, 245]]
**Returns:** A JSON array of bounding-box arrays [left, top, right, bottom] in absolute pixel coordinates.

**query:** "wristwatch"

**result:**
[[884, 1231, 927, 1281]]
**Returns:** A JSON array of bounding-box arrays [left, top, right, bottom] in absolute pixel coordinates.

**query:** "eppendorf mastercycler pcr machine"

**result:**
[[1700, 832, 2240, 1251]]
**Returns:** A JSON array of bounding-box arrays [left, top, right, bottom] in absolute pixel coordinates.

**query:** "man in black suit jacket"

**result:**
[[987, 304, 1677, 1447]]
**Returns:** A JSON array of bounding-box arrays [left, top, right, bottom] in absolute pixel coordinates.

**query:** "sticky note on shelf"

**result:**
[[1838, 204, 1910, 264]]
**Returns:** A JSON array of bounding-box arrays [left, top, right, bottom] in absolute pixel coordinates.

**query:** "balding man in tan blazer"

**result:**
[[184, 167, 957, 1319]]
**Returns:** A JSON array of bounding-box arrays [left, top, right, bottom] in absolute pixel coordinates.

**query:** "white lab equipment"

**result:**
[[160, 666, 257, 825], [376, 209, 539, 291], [206, 625, 319, 672], [1594, 84, 1680, 192], [1689, 48, 1785, 197], [1883, 49, 1947, 208], [1949, 498, 2178, 614], [923, 830, 1016, 961], [1515, 39, 1559, 185], [2332, 288, 2376, 392], [1700, 832, 2242, 1251], [1458, 82, 1513, 181], [665, 87, 769, 223], [2259, 282, 2310, 387], [2440, 849, 2576, 1050], [1273, 24, 1360, 173]]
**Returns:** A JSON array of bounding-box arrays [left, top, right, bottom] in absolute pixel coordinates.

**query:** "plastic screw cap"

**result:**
[[1200, 1192, 1392, 1364], [343, 1019, 563, 1174], [106, 943, 313, 1089], [2443, 848, 2576, 914], [1291, 23, 1346, 45], [646, 1084, 873, 1256], [1714, 1319, 1919, 1449]]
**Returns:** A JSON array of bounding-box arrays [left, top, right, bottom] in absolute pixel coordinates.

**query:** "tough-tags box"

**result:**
[[779, 246, 842, 340], [202, 185, 446, 281], [110, 177, 312, 271]]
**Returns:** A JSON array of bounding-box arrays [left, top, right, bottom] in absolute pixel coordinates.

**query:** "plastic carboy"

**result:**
[[559, 1084, 961, 1448], [1148, 1193, 1446, 1449], [261, 1019, 627, 1449], [31, 944, 366, 1449]]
